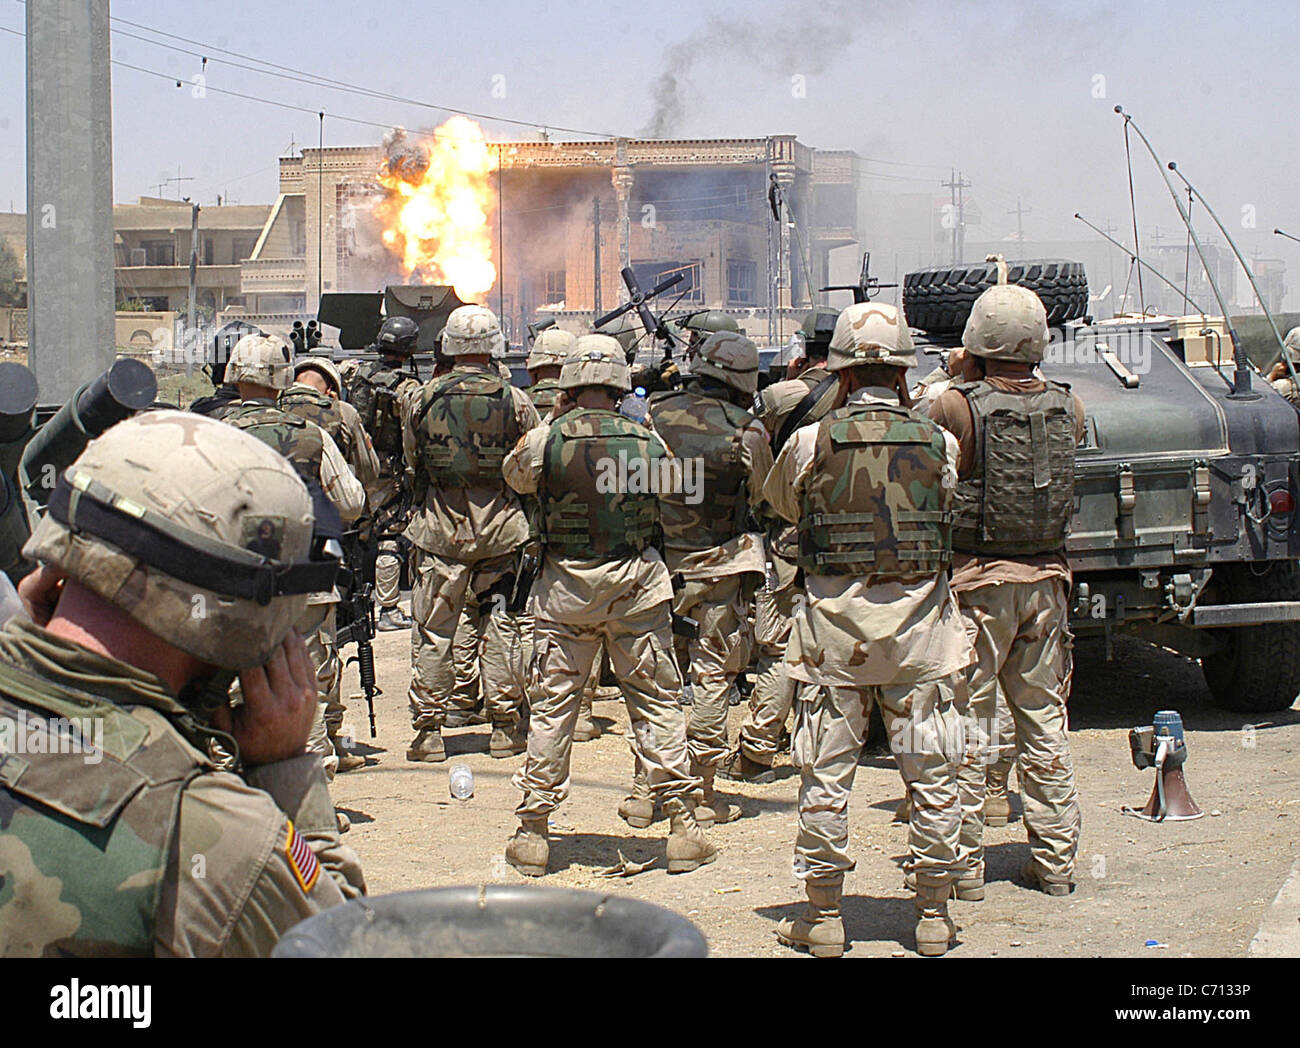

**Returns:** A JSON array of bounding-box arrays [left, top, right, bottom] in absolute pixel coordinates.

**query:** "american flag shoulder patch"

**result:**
[[284, 820, 321, 895]]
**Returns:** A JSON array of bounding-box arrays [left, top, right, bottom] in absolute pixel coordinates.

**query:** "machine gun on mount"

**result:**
[[593, 266, 688, 393], [820, 252, 898, 304]]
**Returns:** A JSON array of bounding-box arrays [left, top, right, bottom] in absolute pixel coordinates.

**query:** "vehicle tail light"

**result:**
[[1269, 489, 1295, 514]]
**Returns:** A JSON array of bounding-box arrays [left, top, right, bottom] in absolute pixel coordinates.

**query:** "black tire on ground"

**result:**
[[903, 258, 1089, 335], [1200, 562, 1300, 712]]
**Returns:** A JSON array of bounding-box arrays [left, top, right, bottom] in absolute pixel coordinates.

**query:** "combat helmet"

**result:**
[[24, 411, 337, 670], [962, 284, 1049, 363], [377, 315, 420, 357], [827, 303, 916, 371], [1284, 326, 1300, 360], [683, 310, 741, 341], [441, 305, 506, 357], [799, 307, 840, 354], [527, 327, 576, 371], [595, 312, 641, 356], [559, 335, 631, 393], [294, 354, 343, 395], [228, 333, 294, 390], [694, 330, 761, 394]]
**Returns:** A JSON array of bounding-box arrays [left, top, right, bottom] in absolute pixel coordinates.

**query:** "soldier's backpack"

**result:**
[[348, 361, 407, 457]]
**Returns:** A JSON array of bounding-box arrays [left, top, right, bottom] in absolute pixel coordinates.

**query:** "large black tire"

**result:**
[[1200, 562, 1300, 712], [903, 258, 1089, 335]]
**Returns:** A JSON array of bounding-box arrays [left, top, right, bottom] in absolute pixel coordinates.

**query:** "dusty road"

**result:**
[[330, 621, 1300, 958]]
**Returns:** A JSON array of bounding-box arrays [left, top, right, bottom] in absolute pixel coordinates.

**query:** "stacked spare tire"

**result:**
[[903, 258, 1089, 334]]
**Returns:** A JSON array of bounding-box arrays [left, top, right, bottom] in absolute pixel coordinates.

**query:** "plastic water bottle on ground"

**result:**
[[449, 763, 474, 800]]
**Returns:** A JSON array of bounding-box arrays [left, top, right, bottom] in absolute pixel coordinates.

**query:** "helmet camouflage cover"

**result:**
[[441, 304, 506, 357], [527, 327, 576, 370], [24, 411, 322, 670], [1284, 326, 1300, 361], [827, 303, 917, 371], [559, 334, 631, 392], [962, 283, 1049, 363], [694, 330, 761, 394], [293, 354, 343, 395], [227, 334, 294, 390]]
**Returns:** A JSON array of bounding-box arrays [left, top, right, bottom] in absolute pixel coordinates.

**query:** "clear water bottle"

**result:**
[[449, 763, 474, 801]]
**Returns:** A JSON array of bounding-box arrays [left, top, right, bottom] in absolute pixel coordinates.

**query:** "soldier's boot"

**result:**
[[490, 718, 528, 759], [376, 607, 414, 632], [664, 798, 718, 875], [893, 793, 911, 823], [913, 873, 958, 957], [406, 727, 446, 763], [692, 764, 742, 829], [984, 759, 1015, 827], [775, 877, 845, 959], [1020, 860, 1073, 897], [905, 867, 985, 902], [332, 737, 366, 773], [505, 817, 550, 877], [574, 693, 601, 743], [718, 747, 776, 785], [618, 764, 655, 828]]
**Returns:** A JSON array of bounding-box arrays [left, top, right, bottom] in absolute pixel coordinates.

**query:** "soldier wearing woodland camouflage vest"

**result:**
[[501, 335, 717, 878], [525, 327, 574, 418], [765, 302, 973, 959], [282, 355, 383, 504], [221, 336, 365, 788], [928, 282, 1084, 899], [0, 412, 364, 957], [400, 305, 541, 764], [634, 330, 772, 831], [722, 308, 840, 786], [349, 315, 423, 632]]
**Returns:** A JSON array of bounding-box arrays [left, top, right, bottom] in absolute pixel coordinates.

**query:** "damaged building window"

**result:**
[[632, 260, 703, 303], [727, 261, 756, 306], [545, 269, 566, 305]]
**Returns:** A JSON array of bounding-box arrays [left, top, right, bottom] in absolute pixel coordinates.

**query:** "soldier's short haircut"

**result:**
[[845, 363, 903, 388]]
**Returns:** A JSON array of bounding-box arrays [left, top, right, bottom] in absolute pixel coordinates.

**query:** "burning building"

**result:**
[[231, 122, 865, 346]]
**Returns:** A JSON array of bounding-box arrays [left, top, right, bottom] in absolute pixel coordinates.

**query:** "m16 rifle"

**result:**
[[594, 266, 687, 393], [336, 527, 380, 737], [820, 252, 897, 304]]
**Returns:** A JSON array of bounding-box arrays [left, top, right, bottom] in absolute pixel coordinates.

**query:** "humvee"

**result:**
[[905, 259, 1300, 713]]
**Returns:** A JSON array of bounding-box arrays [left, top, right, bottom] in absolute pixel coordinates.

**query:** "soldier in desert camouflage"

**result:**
[[633, 330, 772, 829], [501, 335, 716, 877], [0, 412, 364, 956], [219, 336, 365, 786], [766, 302, 973, 958], [1267, 326, 1300, 405], [401, 305, 540, 764]]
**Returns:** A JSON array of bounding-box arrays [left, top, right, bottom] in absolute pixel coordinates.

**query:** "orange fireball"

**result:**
[[377, 116, 498, 300]]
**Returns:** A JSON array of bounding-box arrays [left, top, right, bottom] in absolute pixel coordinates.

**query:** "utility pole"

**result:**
[[27, 0, 115, 403], [942, 169, 972, 264], [592, 197, 602, 316], [186, 199, 200, 371], [1009, 197, 1031, 250]]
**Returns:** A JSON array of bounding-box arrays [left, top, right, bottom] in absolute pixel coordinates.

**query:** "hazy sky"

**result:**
[[2, 0, 1297, 287]]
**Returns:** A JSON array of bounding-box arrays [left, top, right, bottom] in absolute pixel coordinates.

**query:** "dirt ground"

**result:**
[[330, 618, 1300, 958]]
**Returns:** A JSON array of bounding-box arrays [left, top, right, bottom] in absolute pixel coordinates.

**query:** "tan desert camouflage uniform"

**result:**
[[503, 406, 703, 819], [927, 281, 1084, 891]]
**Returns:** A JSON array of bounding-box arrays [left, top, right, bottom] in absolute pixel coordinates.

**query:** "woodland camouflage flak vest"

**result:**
[[527, 379, 562, 414], [798, 400, 952, 581], [348, 361, 407, 457], [0, 667, 208, 957], [278, 387, 350, 458], [951, 380, 1077, 556], [410, 368, 521, 496], [222, 403, 324, 489], [647, 387, 752, 550], [540, 408, 665, 560]]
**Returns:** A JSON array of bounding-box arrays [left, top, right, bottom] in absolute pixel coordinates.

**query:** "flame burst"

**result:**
[[377, 117, 498, 300]]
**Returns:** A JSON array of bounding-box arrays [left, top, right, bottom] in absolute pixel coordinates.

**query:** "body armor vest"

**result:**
[[0, 663, 207, 956], [348, 360, 407, 456], [647, 387, 752, 550], [527, 379, 562, 414], [189, 385, 240, 420], [278, 387, 348, 456], [798, 400, 952, 580], [951, 380, 1076, 556], [411, 368, 521, 494], [540, 408, 664, 560], [223, 402, 324, 489]]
